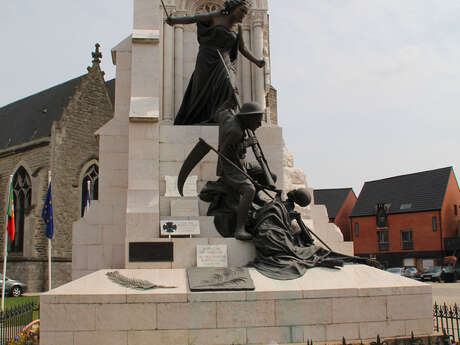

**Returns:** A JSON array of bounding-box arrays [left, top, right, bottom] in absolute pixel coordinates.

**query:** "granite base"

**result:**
[[40, 265, 433, 345]]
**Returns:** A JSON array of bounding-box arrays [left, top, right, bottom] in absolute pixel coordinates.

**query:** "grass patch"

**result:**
[[4, 296, 39, 310]]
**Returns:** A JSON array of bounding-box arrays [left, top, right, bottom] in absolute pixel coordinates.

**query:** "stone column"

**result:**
[[252, 12, 265, 111], [162, 9, 175, 122], [242, 24, 252, 103], [174, 23, 184, 115]]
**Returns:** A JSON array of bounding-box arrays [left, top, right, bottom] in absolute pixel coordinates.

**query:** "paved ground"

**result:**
[[429, 281, 460, 306]]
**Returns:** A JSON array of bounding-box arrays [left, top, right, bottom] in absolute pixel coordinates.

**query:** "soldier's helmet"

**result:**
[[236, 102, 264, 117], [287, 188, 311, 207]]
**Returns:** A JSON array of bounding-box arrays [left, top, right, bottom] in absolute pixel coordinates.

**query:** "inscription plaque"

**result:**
[[129, 242, 173, 262], [161, 220, 200, 236], [197, 245, 228, 268], [165, 176, 198, 197]]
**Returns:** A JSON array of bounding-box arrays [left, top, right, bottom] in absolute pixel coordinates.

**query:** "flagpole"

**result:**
[[87, 179, 91, 212], [2, 175, 13, 312], [48, 171, 52, 291], [1, 233, 8, 312]]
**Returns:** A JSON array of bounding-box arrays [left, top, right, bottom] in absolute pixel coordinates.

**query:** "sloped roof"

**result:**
[[0, 77, 115, 151], [350, 167, 453, 217], [314, 188, 353, 219]]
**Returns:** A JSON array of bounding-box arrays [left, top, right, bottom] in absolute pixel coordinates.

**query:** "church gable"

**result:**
[[50, 46, 115, 259], [0, 76, 84, 151]]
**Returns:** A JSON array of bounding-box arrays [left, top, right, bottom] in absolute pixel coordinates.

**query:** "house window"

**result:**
[[400, 203, 412, 210], [401, 230, 414, 250], [81, 164, 99, 216], [11, 167, 32, 255], [432, 216, 437, 232], [377, 231, 389, 251], [455, 205, 458, 216], [354, 223, 359, 237], [376, 203, 388, 228]]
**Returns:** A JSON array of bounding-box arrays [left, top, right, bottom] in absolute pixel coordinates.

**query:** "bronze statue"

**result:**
[[177, 107, 383, 279], [212, 102, 264, 240], [165, 0, 265, 125], [247, 188, 383, 280]]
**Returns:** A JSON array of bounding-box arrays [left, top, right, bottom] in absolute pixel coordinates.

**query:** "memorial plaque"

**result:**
[[129, 242, 173, 262], [187, 267, 255, 291], [165, 176, 198, 197], [197, 245, 228, 268], [170, 199, 199, 217], [161, 220, 200, 236]]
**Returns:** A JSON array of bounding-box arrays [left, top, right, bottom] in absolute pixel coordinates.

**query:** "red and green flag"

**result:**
[[6, 180, 15, 241]]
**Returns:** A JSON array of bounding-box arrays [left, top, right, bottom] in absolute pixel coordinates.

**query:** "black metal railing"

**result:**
[[306, 332, 448, 345], [0, 302, 38, 345], [378, 242, 390, 251], [434, 302, 460, 342]]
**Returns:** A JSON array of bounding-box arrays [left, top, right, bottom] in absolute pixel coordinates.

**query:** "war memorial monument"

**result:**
[[40, 0, 434, 344]]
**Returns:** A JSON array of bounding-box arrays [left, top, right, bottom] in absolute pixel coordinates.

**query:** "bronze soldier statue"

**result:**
[[213, 102, 264, 240]]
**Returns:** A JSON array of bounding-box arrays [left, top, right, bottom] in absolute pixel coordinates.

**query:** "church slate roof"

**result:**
[[0, 77, 115, 151], [313, 188, 353, 219], [350, 167, 453, 218]]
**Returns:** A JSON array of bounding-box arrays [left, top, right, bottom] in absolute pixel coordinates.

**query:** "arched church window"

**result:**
[[11, 167, 32, 254], [196, 2, 222, 14], [81, 164, 99, 216]]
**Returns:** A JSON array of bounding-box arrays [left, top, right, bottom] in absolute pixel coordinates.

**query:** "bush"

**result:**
[[7, 324, 39, 345]]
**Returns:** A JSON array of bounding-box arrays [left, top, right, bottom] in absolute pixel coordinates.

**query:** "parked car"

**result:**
[[403, 267, 420, 279], [440, 265, 460, 283], [386, 267, 405, 275], [0, 274, 27, 297], [420, 266, 443, 282]]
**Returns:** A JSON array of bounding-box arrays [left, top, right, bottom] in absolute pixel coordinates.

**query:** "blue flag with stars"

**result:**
[[42, 184, 54, 239]]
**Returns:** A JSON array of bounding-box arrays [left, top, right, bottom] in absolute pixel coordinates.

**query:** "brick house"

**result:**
[[350, 167, 460, 270], [313, 188, 357, 241], [0, 47, 114, 291]]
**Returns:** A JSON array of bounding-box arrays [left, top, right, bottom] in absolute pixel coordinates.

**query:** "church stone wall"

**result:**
[[0, 143, 51, 259], [0, 143, 58, 291], [51, 65, 114, 261]]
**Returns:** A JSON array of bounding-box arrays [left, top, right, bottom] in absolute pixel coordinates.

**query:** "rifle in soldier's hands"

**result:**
[[217, 50, 276, 191]]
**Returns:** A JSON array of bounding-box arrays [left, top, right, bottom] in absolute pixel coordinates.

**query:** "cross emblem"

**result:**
[[163, 222, 177, 234]]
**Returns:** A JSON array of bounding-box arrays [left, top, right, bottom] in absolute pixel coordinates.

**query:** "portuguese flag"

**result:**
[[6, 180, 15, 242]]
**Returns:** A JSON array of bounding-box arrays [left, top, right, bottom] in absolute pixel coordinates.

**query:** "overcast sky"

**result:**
[[1, 0, 459, 195]]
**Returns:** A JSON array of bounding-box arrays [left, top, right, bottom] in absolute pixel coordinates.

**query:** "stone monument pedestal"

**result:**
[[40, 265, 433, 345]]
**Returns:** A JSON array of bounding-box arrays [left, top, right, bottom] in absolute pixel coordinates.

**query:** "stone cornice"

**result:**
[[0, 137, 50, 159], [7, 256, 71, 262]]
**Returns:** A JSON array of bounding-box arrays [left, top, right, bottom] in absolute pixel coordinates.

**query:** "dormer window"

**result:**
[[376, 203, 388, 228], [400, 203, 412, 210]]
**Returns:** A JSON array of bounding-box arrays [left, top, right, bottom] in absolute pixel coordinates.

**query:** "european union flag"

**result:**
[[42, 184, 53, 239]]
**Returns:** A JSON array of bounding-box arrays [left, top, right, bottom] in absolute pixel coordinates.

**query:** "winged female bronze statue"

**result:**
[[165, 0, 265, 125]]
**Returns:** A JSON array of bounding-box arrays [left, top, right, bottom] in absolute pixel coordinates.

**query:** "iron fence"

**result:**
[[306, 332, 448, 345], [434, 302, 460, 343], [0, 302, 38, 345]]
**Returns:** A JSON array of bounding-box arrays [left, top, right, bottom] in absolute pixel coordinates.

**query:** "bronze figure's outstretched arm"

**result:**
[[165, 11, 220, 26], [238, 24, 265, 68]]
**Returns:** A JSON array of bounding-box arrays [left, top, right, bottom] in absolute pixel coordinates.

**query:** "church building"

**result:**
[[0, 45, 114, 291]]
